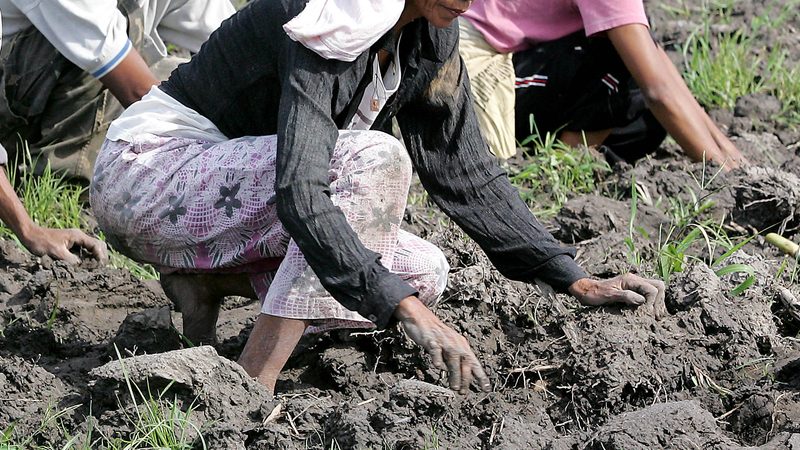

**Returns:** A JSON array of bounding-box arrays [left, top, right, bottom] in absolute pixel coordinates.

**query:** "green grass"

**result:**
[[679, 0, 800, 125], [0, 144, 158, 280], [682, 28, 765, 110], [660, 0, 737, 23], [1, 149, 83, 238], [652, 218, 755, 295], [624, 164, 756, 296], [1, 405, 81, 450], [509, 120, 610, 218], [0, 348, 204, 449], [770, 59, 800, 126]]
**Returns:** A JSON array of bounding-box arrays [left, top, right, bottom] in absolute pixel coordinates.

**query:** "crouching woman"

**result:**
[[90, 0, 665, 394]]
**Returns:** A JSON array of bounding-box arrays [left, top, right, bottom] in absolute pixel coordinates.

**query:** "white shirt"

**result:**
[[0, 0, 235, 79], [0, 0, 131, 78], [346, 34, 403, 131]]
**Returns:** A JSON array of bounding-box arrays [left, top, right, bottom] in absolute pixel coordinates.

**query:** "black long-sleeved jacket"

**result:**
[[160, 0, 587, 328]]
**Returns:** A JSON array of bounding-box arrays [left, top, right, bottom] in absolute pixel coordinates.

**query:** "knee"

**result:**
[[432, 248, 450, 298], [421, 246, 450, 306], [339, 130, 412, 182]]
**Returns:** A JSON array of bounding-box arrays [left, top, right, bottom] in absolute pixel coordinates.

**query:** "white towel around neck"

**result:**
[[283, 0, 405, 62]]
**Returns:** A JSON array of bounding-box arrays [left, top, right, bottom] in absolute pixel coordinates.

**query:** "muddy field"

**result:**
[[2, 1, 800, 449]]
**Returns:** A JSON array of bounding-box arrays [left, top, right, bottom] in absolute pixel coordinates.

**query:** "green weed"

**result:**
[[750, 0, 800, 32], [45, 295, 60, 331], [109, 250, 159, 281], [679, 0, 800, 125], [683, 28, 765, 110], [423, 425, 441, 450], [0, 348, 204, 449], [0, 404, 82, 450], [653, 217, 755, 295], [509, 119, 610, 218], [1, 145, 83, 240], [625, 162, 755, 296], [624, 177, 643, 267], [770, 59, 800, 126], [103, 346, 205, 450]]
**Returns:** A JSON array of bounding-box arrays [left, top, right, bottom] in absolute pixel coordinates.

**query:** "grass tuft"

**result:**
[[682, 28, 764, 111], [509, 119, 610, 218], [0, 142, 158, 280]]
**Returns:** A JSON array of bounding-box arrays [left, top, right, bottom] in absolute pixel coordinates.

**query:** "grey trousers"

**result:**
[[0, 0, 189, 182]]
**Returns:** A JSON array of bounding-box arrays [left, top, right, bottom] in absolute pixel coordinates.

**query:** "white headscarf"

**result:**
[[283, 0, 405, 62]]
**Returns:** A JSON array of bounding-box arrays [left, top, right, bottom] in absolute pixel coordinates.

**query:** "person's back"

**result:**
[[462, 0, 608, 52], [161, 0, 287, 139]]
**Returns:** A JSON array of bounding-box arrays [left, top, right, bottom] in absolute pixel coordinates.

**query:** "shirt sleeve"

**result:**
[[12, 0, 132, 78], [274, 42, 417, 329], [575, 0, 650, 37], [156, 0, 236, 54], [396, 46, 588, 292]]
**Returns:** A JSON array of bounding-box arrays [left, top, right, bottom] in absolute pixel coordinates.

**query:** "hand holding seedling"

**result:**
[[395, 295, 491, 394], [568, 274, 667, 319]]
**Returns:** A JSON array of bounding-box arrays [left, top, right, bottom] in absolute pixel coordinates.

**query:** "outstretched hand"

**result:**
[[21, 226, 108, 264], [395, 296, 491, 394], [568, 274, 667, 319]]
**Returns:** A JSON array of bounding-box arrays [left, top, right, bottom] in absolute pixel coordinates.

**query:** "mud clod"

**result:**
[[89, 346, 273, 446], [110, 306, 182, 355], [584, 401, 739, 449], [732, 167, 800, 233]]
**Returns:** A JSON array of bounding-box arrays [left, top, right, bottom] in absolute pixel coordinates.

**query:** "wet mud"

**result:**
[[2, 0, 800, 448]]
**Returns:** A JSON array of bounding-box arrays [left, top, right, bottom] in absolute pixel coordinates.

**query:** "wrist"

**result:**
[[15, 220, 40, 245], [567, 277, 593, 297], [394, 295, 423, 321]]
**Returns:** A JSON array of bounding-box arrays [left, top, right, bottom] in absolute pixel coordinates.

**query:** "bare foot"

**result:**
[[238, 313, 308, 393], [160, 273, 256, 346]]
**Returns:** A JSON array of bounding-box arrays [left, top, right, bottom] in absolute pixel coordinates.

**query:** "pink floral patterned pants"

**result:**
[[90, 131, 449, 332]]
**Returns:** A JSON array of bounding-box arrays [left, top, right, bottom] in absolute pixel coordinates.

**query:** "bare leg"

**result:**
[[560, 129, 613, 147], [160, 273, 257, 345], [238, 314, 308, 393]]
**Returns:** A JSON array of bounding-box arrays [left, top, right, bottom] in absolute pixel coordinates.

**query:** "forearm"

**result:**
[[608, 25, 726, 164], [416, 156, 587, 288], [99, 50, 159, 107], [397, 76, 587, 289], [641, 65, 722, 162], [0, 168, 36, 242], [654, 48, 730, 163]]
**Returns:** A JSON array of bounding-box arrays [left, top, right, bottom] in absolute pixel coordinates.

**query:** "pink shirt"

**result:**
[[463, 0, 649, 53]]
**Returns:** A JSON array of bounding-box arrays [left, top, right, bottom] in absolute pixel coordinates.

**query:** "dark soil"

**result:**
[[2, 0, 800, 448]]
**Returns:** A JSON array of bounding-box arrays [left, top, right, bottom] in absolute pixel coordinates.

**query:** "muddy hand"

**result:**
[[21, 226, 108, 264], [568, 274, 667, 319], [395, 296, 491, 394]]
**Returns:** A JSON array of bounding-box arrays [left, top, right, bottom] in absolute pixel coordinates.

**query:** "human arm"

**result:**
[[396, 43, 666, 316], [99, 50, 158, 107], [13, 0, 157, 106], [606, 24, 746, 169], [274, 45, 416, 329], [0, 157, 107, 263], [274, 44, 489, 392]]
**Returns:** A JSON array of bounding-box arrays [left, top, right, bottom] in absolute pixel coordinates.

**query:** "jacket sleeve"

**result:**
[[274, 42, 416, 328], [397, 47, 588, 292]]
